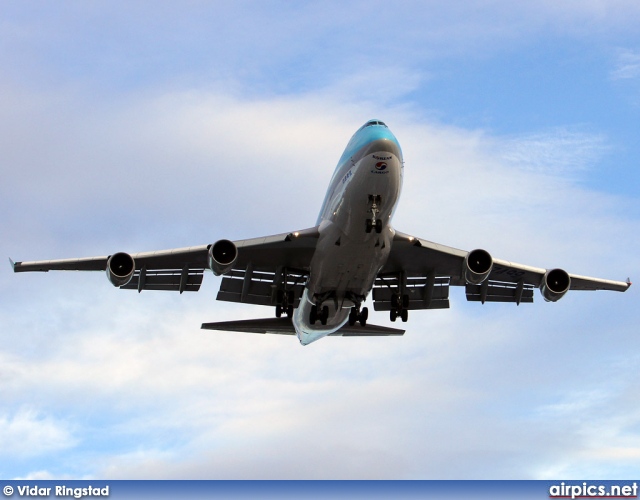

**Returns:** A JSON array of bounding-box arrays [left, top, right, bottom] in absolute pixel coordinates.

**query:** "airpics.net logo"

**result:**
[[549, 482, 638, 499]]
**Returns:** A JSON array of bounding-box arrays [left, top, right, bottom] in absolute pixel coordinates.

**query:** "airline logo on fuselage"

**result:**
[[371, 157, 390, 175]]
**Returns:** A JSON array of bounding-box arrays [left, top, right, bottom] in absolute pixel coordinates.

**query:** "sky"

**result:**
[[1, 0, 639, 480]]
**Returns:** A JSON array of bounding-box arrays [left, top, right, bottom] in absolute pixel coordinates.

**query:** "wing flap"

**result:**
[[372, 275, 450, 311], [216, 267, 308, 306], [120, 269, 204, 292], [465, 280, 535, 304]]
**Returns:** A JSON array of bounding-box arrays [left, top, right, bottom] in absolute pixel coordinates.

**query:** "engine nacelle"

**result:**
[[463, 249, 493, 285], [208, 239, 238, 276], [540, 268, 571, 302], [106, 252, 135, 287]]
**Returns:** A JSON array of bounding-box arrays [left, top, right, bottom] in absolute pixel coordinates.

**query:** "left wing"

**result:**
[[11, 227, 319, 298], [373, 230, 631, 311], [11, 245, 209, 293]]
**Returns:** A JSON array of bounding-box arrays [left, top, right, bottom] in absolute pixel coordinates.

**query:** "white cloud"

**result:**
[[0, 409, 76, 459], [611, 49, 640, 81], [1, 82, 638, 479], [497, 129, 608, 176], [530, 370, 640, 478], [3, 1, 639, 102], [15, 470, 58, 480]]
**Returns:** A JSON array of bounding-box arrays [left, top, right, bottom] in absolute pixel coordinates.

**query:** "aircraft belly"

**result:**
[[311, 221, 390, 290], [293, 227, 393, 345], [294, 142, 402, 345]]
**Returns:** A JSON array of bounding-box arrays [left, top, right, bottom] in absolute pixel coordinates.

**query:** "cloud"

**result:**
[[531, 369, 640, 478], [2, 81, 638, 479], [497, 129, 609, 176], [3, 1, 640, 101], [611, 49, 640, 81], [0, 409, 76, 459]]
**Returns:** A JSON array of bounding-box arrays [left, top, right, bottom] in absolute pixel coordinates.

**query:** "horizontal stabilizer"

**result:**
[[201, 317, 405, 336]]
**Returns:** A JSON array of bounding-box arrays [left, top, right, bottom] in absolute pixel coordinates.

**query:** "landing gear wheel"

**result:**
[[349, 307, 358, 326], [321, 305, 329, 325], [390, 309, 397, 322], [375, 219, 382, 233], [287, 305, 293, 317], [391, 293, 399, 308], [365, 219, 373, 233], [401, 309, 408, 322], [310, 305, 318, 325], [276, 305, 282, 318], [402, 294, 409, 308], [359, 307, 368, 327]]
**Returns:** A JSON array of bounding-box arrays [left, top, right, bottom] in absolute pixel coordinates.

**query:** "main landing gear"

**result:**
[[348, 306, 368, 327], [390, 293, 409, 323], [309, 304, 329, 325], [366, 195, 382, 234], [275, 289, 294, 318], [309, 304, 369, 327]]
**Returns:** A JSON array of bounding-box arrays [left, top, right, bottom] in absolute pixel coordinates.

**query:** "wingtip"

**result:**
[[8, 257, 15, 271], [627, 278, 632, 288]]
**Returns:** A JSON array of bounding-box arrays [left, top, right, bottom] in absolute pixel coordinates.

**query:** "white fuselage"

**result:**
[[293, 121, 403, 344]]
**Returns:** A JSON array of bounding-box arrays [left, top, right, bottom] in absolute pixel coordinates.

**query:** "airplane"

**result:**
[[11, 119, 632, 345]]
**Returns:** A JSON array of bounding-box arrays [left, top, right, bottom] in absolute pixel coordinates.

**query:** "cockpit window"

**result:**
[[362, 120, 388, 129]]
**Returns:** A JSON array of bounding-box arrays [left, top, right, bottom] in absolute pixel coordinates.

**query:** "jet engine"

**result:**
[[208, 239, 238, 276], [540, 268, 571, 302], [463, 249, 493, 285], [106, 252, 135, 287]]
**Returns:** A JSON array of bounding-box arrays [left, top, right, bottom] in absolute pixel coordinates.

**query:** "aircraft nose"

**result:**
[[360, 125, 402, 159], [365, 137, 402, 159]]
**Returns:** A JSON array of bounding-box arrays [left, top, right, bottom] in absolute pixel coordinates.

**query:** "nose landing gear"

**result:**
[[366, 195, 383, 234]]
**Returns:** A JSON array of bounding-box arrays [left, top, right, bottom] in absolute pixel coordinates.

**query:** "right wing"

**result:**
[[372, 230, 631, 311], [11, 227, 319, 298]]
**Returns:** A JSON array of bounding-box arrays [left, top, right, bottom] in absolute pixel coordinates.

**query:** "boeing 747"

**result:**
[[11, 119, 631, 345]]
